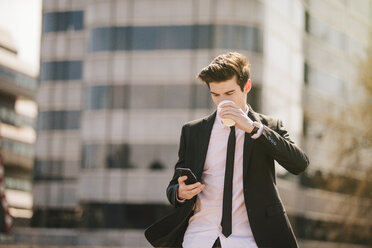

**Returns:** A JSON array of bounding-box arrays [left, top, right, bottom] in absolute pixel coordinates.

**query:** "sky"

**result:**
[[0, 0, 42, 76]]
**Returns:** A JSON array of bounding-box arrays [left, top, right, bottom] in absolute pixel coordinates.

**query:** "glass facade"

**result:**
[[32, 209, 77, 228], [4, 177, 32, 192], [82, 144, 130, 169], [34, 159, 64, 180], [0, 65, 38, 90], [82, 143, 181, 170], [89, 25, 263, 52], [247, 85, 262, 112], [37, 111, 80, 130], [41, 61, 82, 82], [0, 106, 35, 127], [129, 84, 191, 109], [130, 144, 178, 170], [42, 11, 83, 33], [84, 85, 129, 110], [191, 84, 215, 109], [1, 138, 34, 158], [84, 84, 214, 110]]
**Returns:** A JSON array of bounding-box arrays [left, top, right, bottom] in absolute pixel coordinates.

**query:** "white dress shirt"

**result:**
[[182, 105, 263, 248]]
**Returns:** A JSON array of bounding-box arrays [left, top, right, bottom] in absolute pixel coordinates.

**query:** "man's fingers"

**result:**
[[178, 175, 187, 185], [185, 185, 204, 198], [184, 184, 205, 199], [190, 185, 204, 195], [219, 106, 241, 115], [178, 183, 205, 200], [220, 112, 242, 119], [182, 182, 201, 190]]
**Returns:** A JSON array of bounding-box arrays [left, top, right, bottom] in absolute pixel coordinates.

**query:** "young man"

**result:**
[[145, 52, 309, 248]]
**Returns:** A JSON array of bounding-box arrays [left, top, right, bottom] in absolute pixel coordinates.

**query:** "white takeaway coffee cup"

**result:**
[[217, 100, 236, 127]]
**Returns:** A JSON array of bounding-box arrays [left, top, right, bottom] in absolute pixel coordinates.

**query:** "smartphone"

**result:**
[[176, 168, 198, 185]]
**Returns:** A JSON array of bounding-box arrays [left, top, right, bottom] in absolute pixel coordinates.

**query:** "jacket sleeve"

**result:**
[[256, 119, 309, 175], [166, 125, 188, 208]]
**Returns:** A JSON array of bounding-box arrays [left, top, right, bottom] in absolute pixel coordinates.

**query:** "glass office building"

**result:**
[[31, 0, 371, 247]]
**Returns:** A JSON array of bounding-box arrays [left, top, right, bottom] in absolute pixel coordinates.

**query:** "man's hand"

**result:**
[[177, 176, 205, 200], [219, 102, 254, 133]]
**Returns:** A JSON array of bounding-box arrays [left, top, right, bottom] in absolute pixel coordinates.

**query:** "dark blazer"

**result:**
[[145, 107, 309, 248]]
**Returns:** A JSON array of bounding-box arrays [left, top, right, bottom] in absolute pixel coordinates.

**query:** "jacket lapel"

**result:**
[[194, 111, 216, 181], [243, 107, 261, 182]]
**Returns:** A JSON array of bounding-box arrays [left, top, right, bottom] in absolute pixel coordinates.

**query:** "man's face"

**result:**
[[209, 76, 251, 111]]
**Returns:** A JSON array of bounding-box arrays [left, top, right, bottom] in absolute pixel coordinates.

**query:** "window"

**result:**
[[193, 25, 213, 49], [84, 85, 129, 110], [0, 65, 38, 90], [82, 143, 179, 170], [304, 63, 309, 85], [215, 25, 263, 52], [31, 209, 77, 228], [215, 25, 235, 49], [247, 84, 262, 112], [82, 144, 131, 169], [106, 144, 130, 169], [65, 111, 81, 129], [157, 26, 192, 50], [37, 111, 80, 130], [129, 85, 191, 109], [129, 144, 178, 169], [43, 11, 83, 33], [4, 177, 32, 192], [112, 85, 130, 109], [131, 27, 157, 50], [305, 11, 310, 33], [41, 61, 82, 81], [191, 83, 214, 109], [84, 86, 112, 110], [34, 159, 64, 181], [89, 25, 263, 52], [89, 27, 116, 52], [82, 144, 106, 169], [1, 138, 34, 158]]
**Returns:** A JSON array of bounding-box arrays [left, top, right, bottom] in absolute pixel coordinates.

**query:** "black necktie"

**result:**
[[221, 126, 236, 237]]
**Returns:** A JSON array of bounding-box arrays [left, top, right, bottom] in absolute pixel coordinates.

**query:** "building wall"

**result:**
[[303, 0, 371, 171], [300, 0, 372, 245], [0, 29, 37, 225]]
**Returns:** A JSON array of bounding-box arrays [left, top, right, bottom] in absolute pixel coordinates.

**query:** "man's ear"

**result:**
[[244, 79, 252, 94]]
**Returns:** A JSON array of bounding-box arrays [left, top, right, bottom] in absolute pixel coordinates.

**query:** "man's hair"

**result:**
[[197, 52, 250, 91]]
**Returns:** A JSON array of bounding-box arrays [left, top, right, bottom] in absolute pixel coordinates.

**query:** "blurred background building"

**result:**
[[1, 0, 371, 247], [0, 28, 37, 228]]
